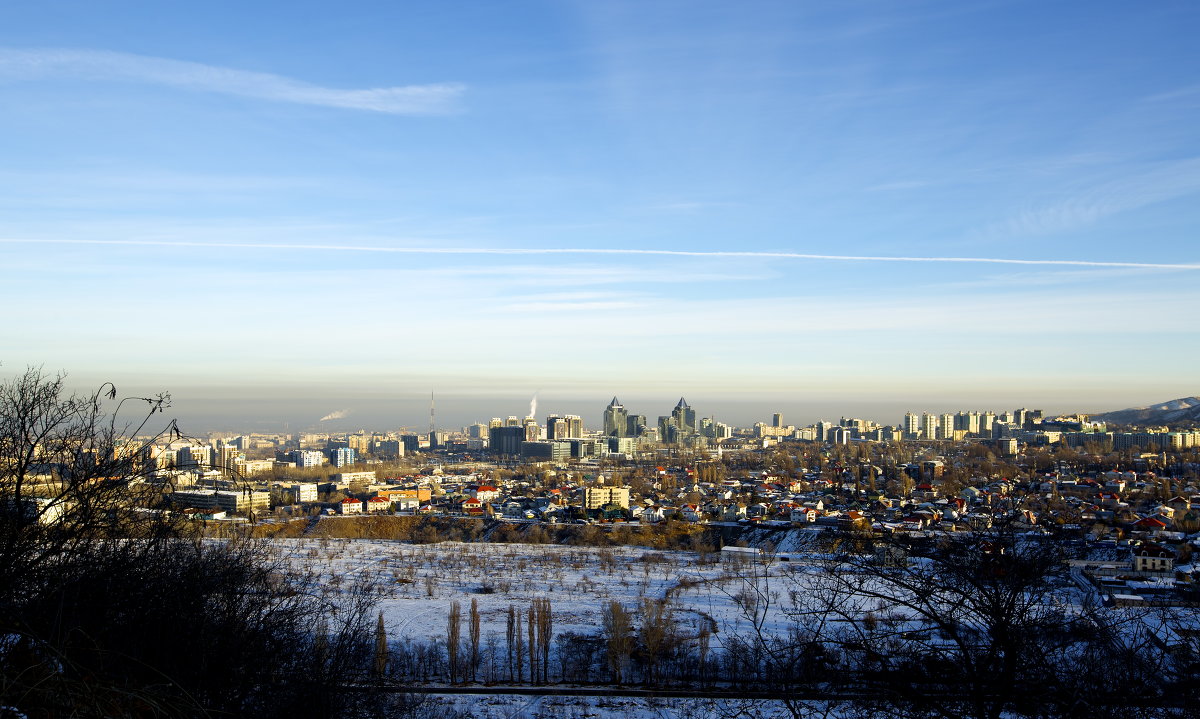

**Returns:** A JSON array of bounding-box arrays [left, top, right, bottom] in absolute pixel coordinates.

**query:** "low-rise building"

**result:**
[[585, 485, 630, 510]]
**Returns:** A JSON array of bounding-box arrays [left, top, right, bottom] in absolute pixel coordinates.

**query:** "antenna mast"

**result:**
[[429, 391, 436, 445]]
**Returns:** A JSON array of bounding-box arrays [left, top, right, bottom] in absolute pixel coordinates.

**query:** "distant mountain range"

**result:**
[[1090, 397, 1200, 425]]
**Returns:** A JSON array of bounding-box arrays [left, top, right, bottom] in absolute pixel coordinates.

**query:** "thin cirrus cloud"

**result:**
[[0, 47, 464, 115], [984, 157, 1200, 238]]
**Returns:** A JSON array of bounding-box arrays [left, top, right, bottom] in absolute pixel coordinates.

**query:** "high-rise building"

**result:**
[[544, 415, 583, 439], [546, 415, 568, 440], [658, 416, 676, 444], [331, 447, 356, 468], [902, 412, 919, 439], [939, 413, 955, 440], [956, 411, 981, 435], [671, 398, 696, 435], [626, 414, 646, 437], [291, 449, 325, 468], [373, 439, 405, 458], [920, 413, 938, 440], [214, 443, 242, 472], [565, 415, 584, 438], [489, 426, 525, 456], [603, 397, 629, 438], [772, 412, 784, 428], [177, 445, 212, 469]]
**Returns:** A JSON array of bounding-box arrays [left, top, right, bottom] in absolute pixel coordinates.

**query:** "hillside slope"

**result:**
[[1090, 396, 1200, 425]]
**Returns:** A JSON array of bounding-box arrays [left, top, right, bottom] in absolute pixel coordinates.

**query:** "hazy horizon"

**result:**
[[46, 374, 1194, 435]]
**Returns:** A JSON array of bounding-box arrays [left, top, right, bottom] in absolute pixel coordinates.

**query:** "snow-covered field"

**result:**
[[270, 539, 797, 645], [258, 537, 1200, 718], [417, 694, 809, 719]]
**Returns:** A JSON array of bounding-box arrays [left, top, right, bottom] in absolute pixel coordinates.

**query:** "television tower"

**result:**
[[429, 391, 436, 448]]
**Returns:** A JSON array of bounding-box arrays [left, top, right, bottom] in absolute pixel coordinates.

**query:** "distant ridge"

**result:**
[[1090, 396, 1200, 425]]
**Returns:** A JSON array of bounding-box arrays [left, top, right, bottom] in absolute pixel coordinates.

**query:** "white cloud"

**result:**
[[0, 48, 464, 115]]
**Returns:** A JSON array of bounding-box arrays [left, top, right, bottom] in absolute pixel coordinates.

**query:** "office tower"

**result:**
[[546, 415, 568, 440], [671, 398, 697, 435], [772, 412, 784, 428], [657, 416, 677, 444], [603, 397, 629, 438], [626, 414, 646, 437], [565, 415, 584, 438], [489, 426, 525, 455]]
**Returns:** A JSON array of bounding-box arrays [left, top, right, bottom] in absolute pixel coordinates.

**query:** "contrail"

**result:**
[[2, 237, 1198, 270]]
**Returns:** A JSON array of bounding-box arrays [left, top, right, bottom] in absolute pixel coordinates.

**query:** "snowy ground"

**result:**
[[269, 539, 798, 646], [264, 537, 1199, 718], [415, 693, 818, 719]]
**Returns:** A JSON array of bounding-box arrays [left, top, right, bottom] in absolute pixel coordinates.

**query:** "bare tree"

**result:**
[[804, 521, 1145, 719], [468, 597, 481, 682], [533, 597, 553, 683], [0, 367, 388, 718], [638, 598, 676, 685], [512, 604, 525, 683], [601, 601, 633, 684], [527, 602, 537, 684], [446, 600, 462, 683], [374, 611, 388, 679]]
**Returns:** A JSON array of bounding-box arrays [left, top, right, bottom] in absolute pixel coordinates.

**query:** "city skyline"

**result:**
[[2, 1, 1199, 418], [105, 386, 1192, 437]]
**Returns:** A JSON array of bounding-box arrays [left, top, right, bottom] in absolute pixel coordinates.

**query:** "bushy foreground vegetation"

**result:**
[[0, 369, 438, 718]]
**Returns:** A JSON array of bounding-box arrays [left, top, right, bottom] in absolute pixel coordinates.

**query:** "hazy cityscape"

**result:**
[[4, 1, 1200, 718]]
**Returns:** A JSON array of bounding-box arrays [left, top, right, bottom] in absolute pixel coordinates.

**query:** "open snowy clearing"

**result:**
[[270, 539, 799, 645]]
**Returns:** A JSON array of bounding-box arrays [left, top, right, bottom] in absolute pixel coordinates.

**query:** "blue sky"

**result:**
[[1, 0, 1198, 431]]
